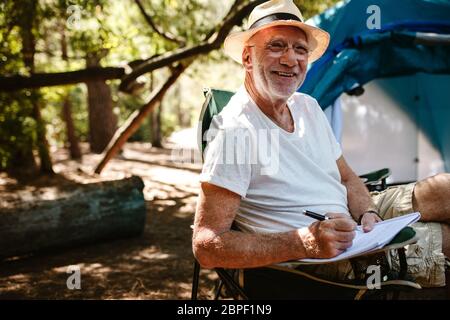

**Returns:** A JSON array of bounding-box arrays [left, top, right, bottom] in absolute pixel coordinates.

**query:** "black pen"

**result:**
[[302, 210, 330, 221]]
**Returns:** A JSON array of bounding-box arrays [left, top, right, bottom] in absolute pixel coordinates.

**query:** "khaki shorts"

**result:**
[[302, 183, 447, 287]]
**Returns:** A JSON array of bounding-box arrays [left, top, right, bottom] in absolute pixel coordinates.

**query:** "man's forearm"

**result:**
[[193, 228, 307, 269], [343, 173, 378, 222]]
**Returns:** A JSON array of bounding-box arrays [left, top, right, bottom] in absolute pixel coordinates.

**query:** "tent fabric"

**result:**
[[301, 31, 450, 108], [299, 0, 450, 171], [305, 0, 450, 52]]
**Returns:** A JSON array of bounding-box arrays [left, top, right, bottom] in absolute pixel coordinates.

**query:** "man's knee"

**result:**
[[441, 223, 450, 260], [415, 173, 450, 197], [413, 174, 450, 221]]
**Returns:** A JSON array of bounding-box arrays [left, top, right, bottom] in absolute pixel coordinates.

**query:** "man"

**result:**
[[193, 0, 450, 288]]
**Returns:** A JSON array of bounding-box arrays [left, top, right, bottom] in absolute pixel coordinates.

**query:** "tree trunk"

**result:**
[[0, 176, 146, 259], [62, 95, 82, 159], [151, 102, 163, 148], [175, 82, 185, 127], [32, 96, 54, 173], [149, 73, 162, 148], [20, 1, 53, 174], [7, 148, 37, 177], [85, 54, 117, 154], [60, 22, 81, 160]]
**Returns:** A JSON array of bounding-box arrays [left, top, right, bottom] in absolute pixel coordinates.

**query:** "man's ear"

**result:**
[[242, 47, 253, 71]]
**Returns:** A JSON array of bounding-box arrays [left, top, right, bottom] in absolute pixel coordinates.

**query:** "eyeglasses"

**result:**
[[247, 40, 310, 59]]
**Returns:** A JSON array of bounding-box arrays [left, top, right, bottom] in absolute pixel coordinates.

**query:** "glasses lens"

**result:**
[[267, 41, 286, 53], [266, 41, 308, 57]]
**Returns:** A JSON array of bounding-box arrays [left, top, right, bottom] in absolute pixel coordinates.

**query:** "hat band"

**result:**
[[249, 13, 302, 30]]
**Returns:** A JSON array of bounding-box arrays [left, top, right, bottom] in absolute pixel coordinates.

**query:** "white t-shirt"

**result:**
[[199, 86, 349, 233]]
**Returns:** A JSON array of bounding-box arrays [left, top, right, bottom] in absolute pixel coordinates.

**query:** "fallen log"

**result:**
[[0, 176, 146, 259]]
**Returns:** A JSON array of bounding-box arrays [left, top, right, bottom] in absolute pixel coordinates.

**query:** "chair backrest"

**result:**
[[197, 88, 235, 156]]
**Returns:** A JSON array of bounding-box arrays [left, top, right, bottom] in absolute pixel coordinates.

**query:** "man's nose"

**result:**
[[279, 48, 298, 67]]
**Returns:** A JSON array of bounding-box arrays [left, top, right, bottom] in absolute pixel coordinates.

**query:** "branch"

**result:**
[[134, 0, 186, 46], [203, 0, 245, 40], [211, 0, 264, 47], [228, 0, 247, 16], [119, 0, 264, 93], [3, 1, 260, 93], [0, 67, 125, 91], [94, 62, 190, 174]]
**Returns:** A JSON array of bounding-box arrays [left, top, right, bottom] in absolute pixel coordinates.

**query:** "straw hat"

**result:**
[[224, 0, 330, 64]]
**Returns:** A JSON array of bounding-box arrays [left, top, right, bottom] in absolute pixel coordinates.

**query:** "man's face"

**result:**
[[243, 25, 309, 102]]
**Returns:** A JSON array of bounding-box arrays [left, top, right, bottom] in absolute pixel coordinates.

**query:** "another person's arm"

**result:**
[[336, 156, 382, 231], [192, 182, 356, 269]]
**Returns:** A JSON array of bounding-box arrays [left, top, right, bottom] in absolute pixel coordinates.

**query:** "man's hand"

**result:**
[[298, 213, 356, 259], [359, 211, 383, 233]]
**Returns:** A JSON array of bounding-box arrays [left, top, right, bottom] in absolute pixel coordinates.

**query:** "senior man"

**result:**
[[193, 0, 450, 288]]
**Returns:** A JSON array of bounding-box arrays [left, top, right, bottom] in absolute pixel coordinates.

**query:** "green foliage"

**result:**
[[0, 1, 38, 170], [0, 0, 340, 171], [294, 0, 341, 19], [0, 91, 37, 169]]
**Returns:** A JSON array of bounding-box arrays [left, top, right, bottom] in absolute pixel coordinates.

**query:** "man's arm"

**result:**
[[336, 156, 382, 231], [192, 182, 356, 269]]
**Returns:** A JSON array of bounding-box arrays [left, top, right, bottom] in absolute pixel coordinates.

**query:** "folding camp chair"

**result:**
[[191, 88, 420, 300]]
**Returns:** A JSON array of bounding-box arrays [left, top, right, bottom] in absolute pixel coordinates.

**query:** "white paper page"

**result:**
[[299, 212, 420, 263]]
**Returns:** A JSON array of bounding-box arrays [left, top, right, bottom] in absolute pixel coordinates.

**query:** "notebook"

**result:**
[[299, 212, 420, 263]]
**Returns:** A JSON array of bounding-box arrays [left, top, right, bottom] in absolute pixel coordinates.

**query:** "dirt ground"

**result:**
[[0, 142, 217, 299], [2, 142, 449, 300]]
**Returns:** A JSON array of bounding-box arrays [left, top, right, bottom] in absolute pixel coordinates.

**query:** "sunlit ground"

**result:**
[[0, 141, 217, 299]]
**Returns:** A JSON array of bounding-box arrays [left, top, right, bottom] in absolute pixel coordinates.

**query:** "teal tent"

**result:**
[[300, 0, 450, 172]]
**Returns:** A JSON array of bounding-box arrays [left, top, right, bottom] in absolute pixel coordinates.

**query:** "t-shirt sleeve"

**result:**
[[199, 124, 252, 198]]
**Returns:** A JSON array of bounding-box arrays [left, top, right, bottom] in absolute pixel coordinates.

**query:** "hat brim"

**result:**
[[223, 21, 330, 64]]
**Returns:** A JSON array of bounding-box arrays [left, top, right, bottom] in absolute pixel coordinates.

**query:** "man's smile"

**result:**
[[272, 71, 297, 77]]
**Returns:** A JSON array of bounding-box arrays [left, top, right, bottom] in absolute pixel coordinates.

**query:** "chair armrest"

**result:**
[[359, 168, 391, 185]]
